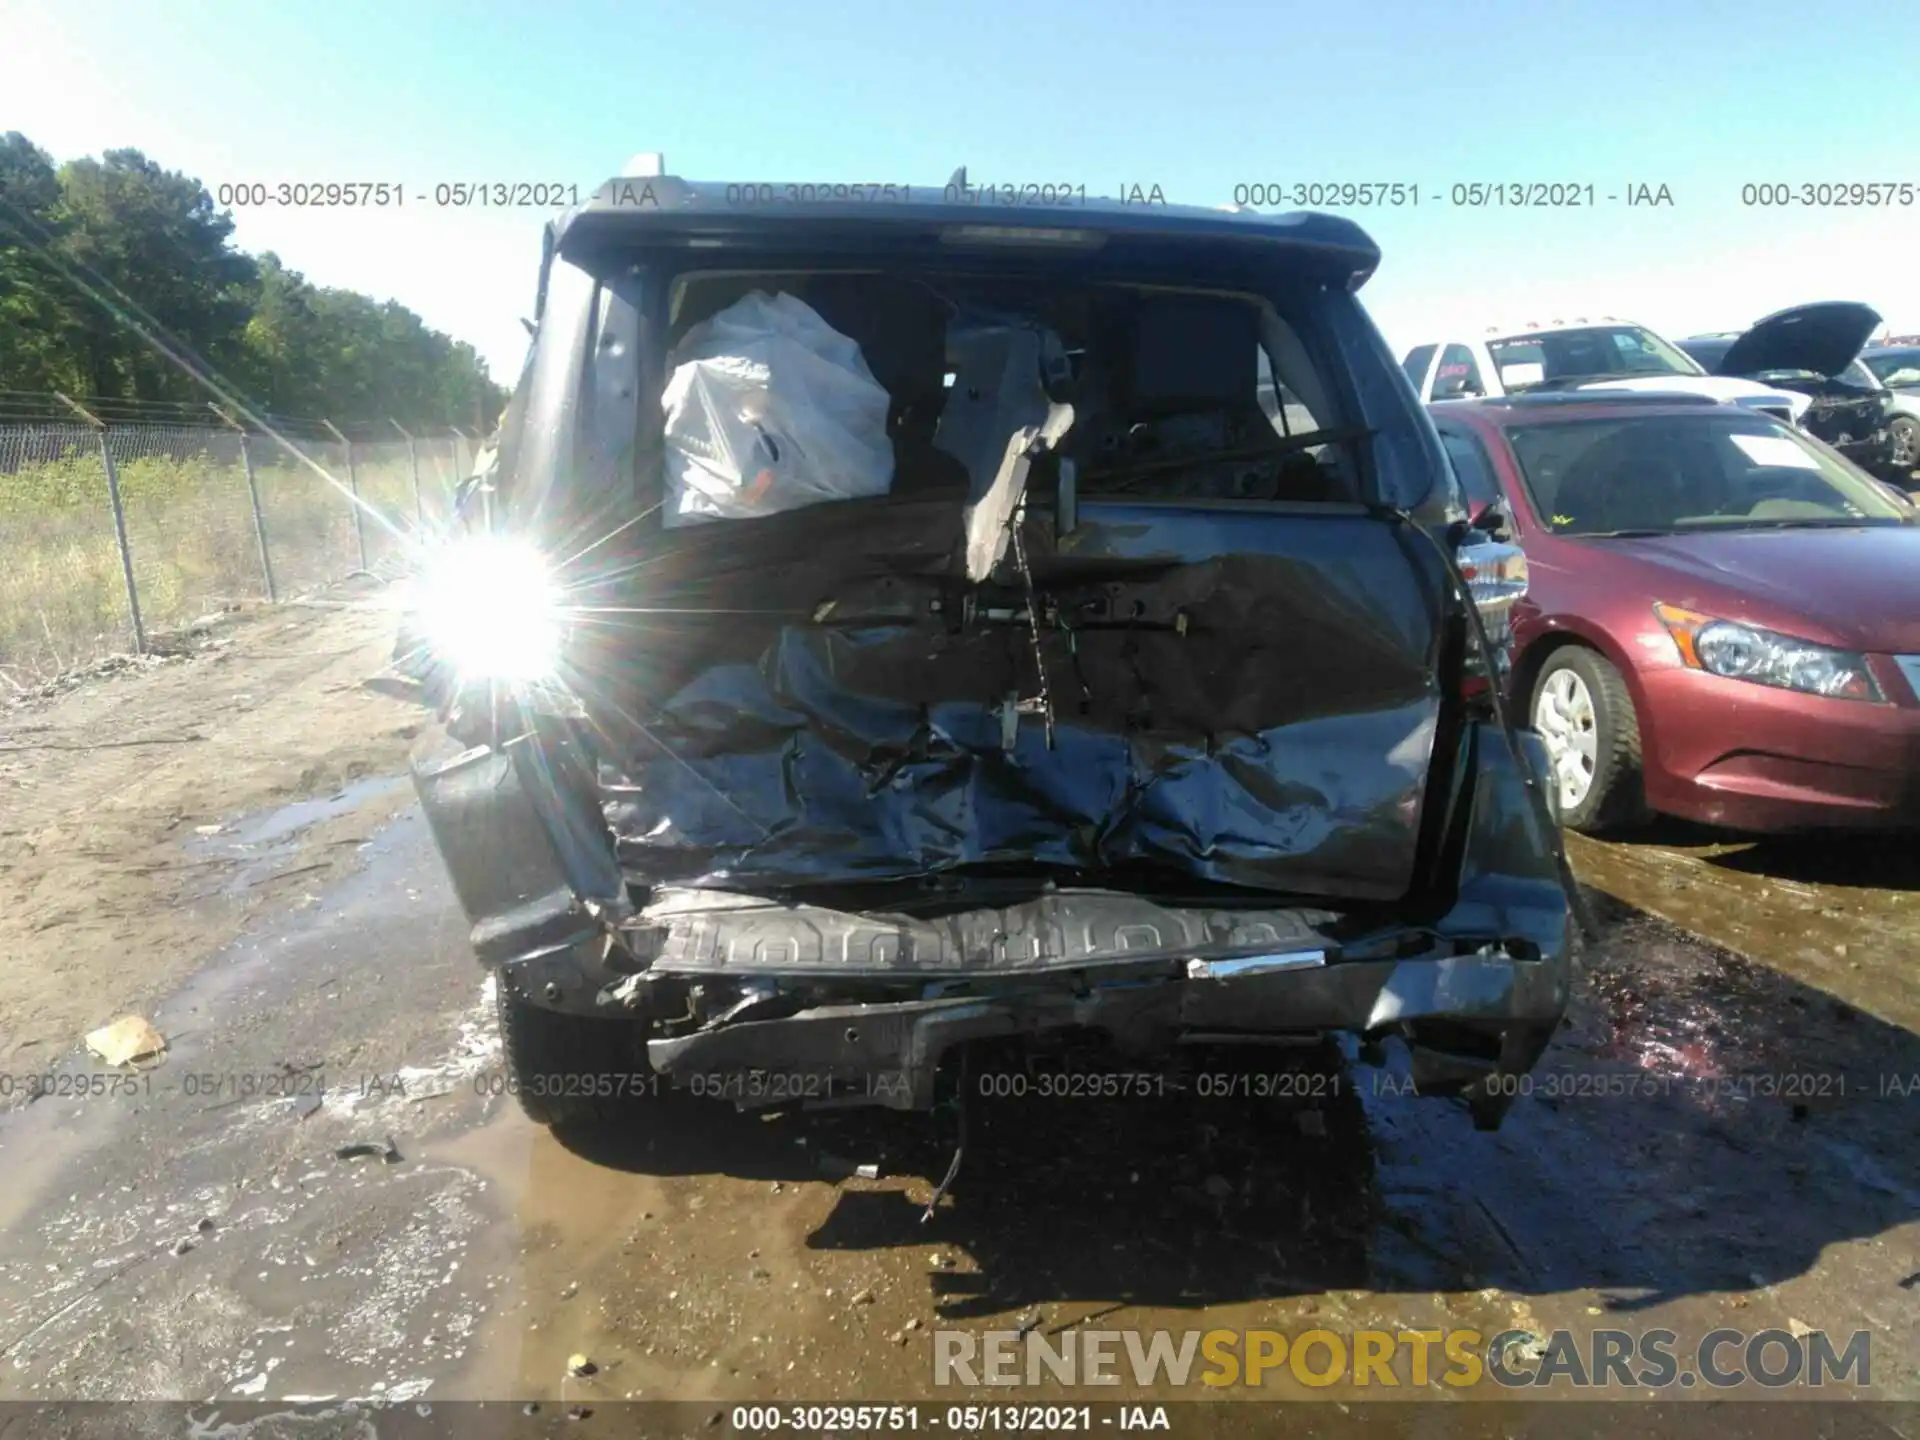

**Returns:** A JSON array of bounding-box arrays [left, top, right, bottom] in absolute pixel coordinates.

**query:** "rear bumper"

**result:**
[[636, 945, 1567, 1110], [1642, 667, 1920, 832], [487, 922, 1571, 1115]]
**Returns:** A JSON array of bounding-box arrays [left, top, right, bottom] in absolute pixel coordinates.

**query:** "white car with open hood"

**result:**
[[1402, 318, 1812, 425]]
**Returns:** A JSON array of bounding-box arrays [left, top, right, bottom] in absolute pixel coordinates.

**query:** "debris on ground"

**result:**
[[334, 1136, 403, 1164], [1501, 1331, 1551, 1366], [10, 650, 176, 706], [922, 1141, 965, 1223], [567, 1353, 596, 1377], [84, 1015, 168, 1067]]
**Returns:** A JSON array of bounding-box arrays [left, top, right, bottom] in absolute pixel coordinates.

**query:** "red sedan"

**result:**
[[1429, 393, 1920, 833]]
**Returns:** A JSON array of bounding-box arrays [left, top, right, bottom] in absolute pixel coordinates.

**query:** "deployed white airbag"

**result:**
[[661, 290, 894, 527]]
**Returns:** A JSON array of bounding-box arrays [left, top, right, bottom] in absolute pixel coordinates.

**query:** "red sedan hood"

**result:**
[[1587, 526, 1920, 652]]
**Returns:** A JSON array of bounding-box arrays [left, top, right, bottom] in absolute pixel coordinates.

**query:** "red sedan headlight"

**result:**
[[1653, 603, 1883, 703]]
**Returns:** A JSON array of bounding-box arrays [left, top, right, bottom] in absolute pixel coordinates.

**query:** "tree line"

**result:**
[[0, 132, 506, 431]]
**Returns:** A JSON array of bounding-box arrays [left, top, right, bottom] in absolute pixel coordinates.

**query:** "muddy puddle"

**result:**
[[182, 773, 412, 899], [0, 792, 487, 1405]]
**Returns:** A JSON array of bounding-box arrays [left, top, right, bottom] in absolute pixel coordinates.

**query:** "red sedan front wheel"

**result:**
[[1529, 648, 1646, 833]]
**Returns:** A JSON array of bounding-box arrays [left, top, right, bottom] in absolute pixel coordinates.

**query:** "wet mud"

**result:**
[[1565, 824, 1920, 1031]]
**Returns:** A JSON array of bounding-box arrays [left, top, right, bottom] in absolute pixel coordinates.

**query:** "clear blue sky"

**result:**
[[9, 0, 1920, 383]]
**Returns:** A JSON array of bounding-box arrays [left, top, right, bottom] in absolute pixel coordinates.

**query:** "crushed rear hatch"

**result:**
[[589, 499, 1444, 902], [401, 181, 1576, 1124]]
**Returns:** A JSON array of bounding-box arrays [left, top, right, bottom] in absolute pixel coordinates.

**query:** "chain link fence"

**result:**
[[0, 413, 479, 682]]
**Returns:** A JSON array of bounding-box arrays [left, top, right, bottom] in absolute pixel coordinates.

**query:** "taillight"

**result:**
[[1455, 535, 1528, 680], [1456, 536, 1528, 618]]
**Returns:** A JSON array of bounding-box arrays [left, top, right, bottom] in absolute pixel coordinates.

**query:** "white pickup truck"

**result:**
[[1402, 317, 1811, 424]]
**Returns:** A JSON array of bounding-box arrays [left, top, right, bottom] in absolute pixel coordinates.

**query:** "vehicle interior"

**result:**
[[661, 270, 1359, 506]]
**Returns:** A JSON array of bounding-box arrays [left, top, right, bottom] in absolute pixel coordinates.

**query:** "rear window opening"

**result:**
[[465, 247, 1462, 908], [654, 268, 1361, 514]]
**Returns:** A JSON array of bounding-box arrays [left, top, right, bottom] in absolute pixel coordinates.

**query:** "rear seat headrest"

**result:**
[[1127, 296, 1260, 414]]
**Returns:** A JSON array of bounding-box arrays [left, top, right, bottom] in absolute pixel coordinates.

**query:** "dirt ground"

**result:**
[[0, 593, 421, 1065]]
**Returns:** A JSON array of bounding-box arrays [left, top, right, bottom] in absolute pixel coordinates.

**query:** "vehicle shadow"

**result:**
[[1386, 893, 1920, 1312], [1587, 812, 1920, 892], [1698, 832, 1920, 892], [552, 895, 1920, 1318], [800, 1036, 1383, 1321]]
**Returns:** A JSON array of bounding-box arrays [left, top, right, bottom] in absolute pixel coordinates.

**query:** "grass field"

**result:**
[[0, 427, 470, 682]]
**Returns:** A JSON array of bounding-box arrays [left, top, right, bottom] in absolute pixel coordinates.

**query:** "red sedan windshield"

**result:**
[[1505, 413, 1910, 536]]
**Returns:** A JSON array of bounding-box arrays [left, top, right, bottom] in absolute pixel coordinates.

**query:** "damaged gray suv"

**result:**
[[388, 169, 1579, 1137]]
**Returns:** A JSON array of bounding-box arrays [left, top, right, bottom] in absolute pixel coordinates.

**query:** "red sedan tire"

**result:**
[[1529, 647, 1647, 834]]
